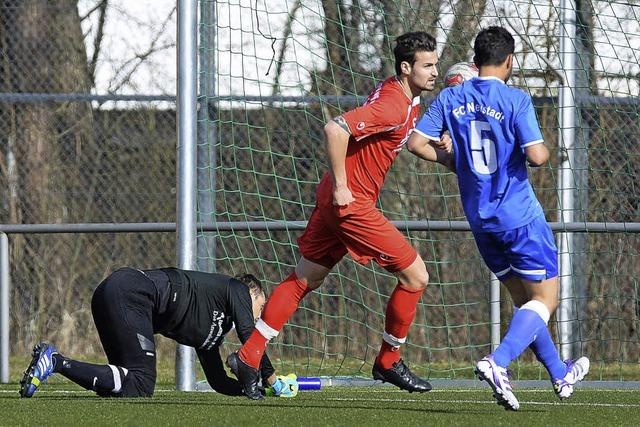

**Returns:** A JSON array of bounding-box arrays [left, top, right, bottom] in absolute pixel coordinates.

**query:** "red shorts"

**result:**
[[297, 202, 418, 273]]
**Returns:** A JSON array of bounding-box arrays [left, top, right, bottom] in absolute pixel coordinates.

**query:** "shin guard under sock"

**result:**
[[493, 300, 550, 368], [376, 283, 424, 369]]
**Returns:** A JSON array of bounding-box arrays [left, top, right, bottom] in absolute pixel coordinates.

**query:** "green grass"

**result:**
[[1, 384, 639, 426], [9, 353, 640, 384], [3, 356, 640, 425]]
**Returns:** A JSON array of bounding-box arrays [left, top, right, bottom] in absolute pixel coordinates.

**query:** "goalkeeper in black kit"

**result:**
[[19, 267, 298, 398]]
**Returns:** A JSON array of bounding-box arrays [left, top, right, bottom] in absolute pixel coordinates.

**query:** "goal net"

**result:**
[[196, 0, 640, 381]]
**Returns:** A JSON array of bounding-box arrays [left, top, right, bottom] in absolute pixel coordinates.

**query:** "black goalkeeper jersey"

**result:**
[[147, 268, 275, 393]]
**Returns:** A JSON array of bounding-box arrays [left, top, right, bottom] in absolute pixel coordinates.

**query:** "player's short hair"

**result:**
[[473, 26, 515, 67], [393, 31, 437, 75], [234, 273, 264, 297]]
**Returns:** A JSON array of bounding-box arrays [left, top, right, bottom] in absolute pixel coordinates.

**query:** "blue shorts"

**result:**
[[472, 215, 558, 281]]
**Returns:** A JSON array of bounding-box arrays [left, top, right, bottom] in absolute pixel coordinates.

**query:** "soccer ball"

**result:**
[[444, 62, 479, 87]]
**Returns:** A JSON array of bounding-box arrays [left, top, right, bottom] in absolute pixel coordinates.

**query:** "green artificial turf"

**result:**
[[1, 384, 639, 426], [3, 356, 639, 426]]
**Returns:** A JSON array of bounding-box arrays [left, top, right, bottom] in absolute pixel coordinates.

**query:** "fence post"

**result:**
[[0, 233, 9, 383], [558, 0, 579, 361], [490, 273, 500, 352], [176, 0, 198, 391], [197, 0, 217, 273]]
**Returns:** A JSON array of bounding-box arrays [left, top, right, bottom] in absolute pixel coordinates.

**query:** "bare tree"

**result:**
[[377, 0, 441, 77], [0, 0, 94, 350], [0, 0, 178, 353], [439, 0, 487, 76], [271, 0, 302, 96]]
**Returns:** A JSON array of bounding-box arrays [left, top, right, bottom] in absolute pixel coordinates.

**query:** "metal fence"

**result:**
[[1, 1, 640, 388]]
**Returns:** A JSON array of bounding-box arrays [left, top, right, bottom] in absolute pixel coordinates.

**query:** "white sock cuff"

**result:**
[[382, 331, 406, 348], [255, 318, 279, 340], [108, 365, 123, 393], [520, 300, 550, 324]]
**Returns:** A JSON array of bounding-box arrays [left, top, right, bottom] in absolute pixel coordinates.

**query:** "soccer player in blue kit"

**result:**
[[406, 26, 589, 411]]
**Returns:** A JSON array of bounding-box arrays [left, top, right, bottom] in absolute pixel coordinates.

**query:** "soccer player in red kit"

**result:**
[[226, 32, 445, 399]]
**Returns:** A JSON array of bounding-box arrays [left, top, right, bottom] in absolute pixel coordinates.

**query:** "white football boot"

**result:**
[[475, 356, 520, 411], [553, 356, 590, 400]]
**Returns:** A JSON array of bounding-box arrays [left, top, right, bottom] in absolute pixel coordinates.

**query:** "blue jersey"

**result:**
[[414, 76, 544, 232]]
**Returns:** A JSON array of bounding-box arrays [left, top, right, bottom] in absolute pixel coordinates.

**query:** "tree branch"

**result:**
[[88, 0, 108, 87], [271, 0, 301, 95]]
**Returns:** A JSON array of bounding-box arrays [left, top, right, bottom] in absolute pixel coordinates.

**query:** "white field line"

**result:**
[[2, 389, 639, 409], [320, 396, 640, 409], [322, 388, 640, 393], [2, 388, 639, 394]]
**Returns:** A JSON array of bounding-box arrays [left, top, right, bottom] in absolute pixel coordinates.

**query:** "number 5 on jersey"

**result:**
[[470, 120, 497, 174]]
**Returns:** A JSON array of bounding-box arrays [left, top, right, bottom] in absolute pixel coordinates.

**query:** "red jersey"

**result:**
[[316, 76, 422, 206]]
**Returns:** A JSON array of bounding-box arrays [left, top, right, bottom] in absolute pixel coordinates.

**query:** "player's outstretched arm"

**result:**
[[407, 131, 438, 161], [407, 131, 455, 172], [524, 142, 549, 167]]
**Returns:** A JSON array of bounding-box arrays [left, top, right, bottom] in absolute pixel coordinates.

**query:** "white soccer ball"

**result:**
[[444, 62, 479, 87]]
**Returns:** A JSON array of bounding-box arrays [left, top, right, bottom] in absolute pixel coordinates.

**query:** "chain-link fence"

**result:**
[[1, 1, 639, 382], [0, 1, 178, 355]]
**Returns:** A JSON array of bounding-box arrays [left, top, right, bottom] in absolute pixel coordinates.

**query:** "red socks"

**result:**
[[238, 271, 311, 368], [375, 283, 424, 369], [239, 276, 423, 371]]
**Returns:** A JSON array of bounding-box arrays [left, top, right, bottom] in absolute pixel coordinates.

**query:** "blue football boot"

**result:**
[[19, 343, 58, 398]]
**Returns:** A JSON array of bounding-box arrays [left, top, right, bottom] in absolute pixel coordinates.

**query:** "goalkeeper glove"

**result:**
[[266, 374, 299, 397]]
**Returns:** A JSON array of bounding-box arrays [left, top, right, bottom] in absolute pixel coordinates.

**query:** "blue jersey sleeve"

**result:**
[[514, 94, 544, 148], [414, 93, 446, 140]]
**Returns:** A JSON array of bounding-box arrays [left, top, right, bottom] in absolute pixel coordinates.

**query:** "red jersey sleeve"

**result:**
[[341, 82, 406, 141]]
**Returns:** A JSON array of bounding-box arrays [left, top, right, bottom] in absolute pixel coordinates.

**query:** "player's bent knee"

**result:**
[[295, 257, 331, 290], [414, 270, 429, 290], [526, 277, 559, 313], [121, 375, 154, 398], [398, 258, 429, 290]]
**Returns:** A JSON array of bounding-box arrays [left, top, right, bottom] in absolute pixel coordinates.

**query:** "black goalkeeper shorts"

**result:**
[[91, 267, 161, 397]]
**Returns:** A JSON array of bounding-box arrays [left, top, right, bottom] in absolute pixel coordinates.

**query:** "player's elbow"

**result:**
[[526, 152, 549, 166], [406, 134, 423, 154], [525, 144, 549, 166]]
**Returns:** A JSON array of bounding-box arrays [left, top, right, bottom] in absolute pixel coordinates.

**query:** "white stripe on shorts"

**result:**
[[494, 267, 511, 278], [510, 265, 546, 276]]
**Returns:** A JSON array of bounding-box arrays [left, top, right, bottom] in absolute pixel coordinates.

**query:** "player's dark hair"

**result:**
[[394, 31, 437, 75], [473, 26, 515, 67], [235, 273, 264, 297]]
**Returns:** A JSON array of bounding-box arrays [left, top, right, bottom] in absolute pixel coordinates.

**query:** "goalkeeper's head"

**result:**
[[235, 273, 266, 321]]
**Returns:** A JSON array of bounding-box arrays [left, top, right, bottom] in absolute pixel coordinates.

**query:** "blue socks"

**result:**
[[493, 300, 550, 368], [505, 305, 568, 380], [526, 313, 568, 380]]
